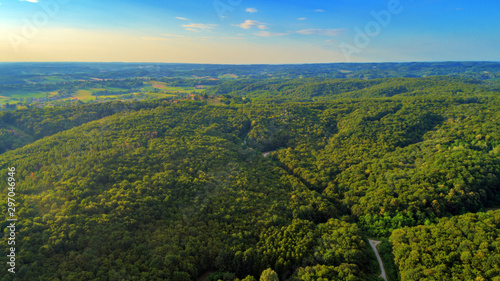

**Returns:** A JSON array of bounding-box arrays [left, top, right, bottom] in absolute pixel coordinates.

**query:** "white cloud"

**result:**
[[314, 9, 325, 12], [298, 17, 307, 21], [254, 31, 289, 37], [176, 17, 189, 21], [234, 20, 268, 29], [296, 29, 344, 36], [19, 0, 38, 2], [245, 8, 258, 13], [182, 23, 218, 32]]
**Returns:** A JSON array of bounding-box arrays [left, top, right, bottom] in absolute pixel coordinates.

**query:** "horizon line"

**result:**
[[0, 60, 499, 66]]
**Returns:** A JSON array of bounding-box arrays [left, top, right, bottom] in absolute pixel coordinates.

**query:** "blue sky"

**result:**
[[1, 0, 499, 63]]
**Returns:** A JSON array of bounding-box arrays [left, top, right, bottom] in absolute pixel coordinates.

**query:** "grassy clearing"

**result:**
[[0, 91, 46, 105], [143, 81, 202, 94], [72, 90, 95, 101], [142, 85, 156, 91], [219, 74, 238, 79], [164, 86, 197, 93], [149, 81, 168, 89], [0, 90, 45, 98], [206, 97, 225, 106], [144, 92, 177, 99]]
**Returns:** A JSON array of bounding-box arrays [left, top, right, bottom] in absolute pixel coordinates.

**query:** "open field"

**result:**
[[144, 92, 177, 99], [206, 97, 225, 106], [150, 81, 168, 89], [144, 81, 205, 94], [219, 74, 238, 79], [0, 91, 46, 105], [0, 91, 45, 98], [71, 90, 95, 101]]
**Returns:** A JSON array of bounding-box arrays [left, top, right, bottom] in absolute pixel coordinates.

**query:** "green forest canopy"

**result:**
[[0, 74, 500, 280]]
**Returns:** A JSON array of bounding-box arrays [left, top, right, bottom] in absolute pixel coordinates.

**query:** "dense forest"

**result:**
[[1, 64, 500, 280], [390, 210, 500, 280]]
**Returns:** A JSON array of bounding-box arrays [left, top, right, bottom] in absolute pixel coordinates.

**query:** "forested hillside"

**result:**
[[390, 210, 500, 280], [1, 75, 500, 280], [0, 100, 167, 154], [207, 77, 493, 102]]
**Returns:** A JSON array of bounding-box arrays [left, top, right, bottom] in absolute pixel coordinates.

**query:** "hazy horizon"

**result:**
[[1, 61, 500, 66]]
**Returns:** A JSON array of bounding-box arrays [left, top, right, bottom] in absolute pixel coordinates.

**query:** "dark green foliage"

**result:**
[[0, 73, 499, 281], [207, 77, 493, 102], [390, 210, 500, 281], [0, 100, 167, 153], [378, 239, 400, 281], [207, 271, 237, 281]]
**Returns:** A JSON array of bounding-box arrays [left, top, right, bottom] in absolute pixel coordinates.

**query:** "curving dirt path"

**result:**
[[369, 239, 387, 281], [262, 151, 275, 157]]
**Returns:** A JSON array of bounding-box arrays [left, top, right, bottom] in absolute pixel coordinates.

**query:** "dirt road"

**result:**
[[369, 239, 387, 281]]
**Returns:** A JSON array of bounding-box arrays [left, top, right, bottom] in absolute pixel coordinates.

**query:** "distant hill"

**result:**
[[1, 61, 499, 85]]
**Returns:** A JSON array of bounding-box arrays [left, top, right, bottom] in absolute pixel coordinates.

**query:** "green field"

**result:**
[[219, 74, 239, 79], [72, 89, 95, 101], [0, 91, 46, 105], [145, 81, 206, 93], [0, 81, 207, 106]]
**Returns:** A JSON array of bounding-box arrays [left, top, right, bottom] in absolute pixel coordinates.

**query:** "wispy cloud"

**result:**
[[182, 23, 218, 32], [163, 34, 186, 38], [296, 29, 344, 36], [19, 0, 39, 2], [176, 17, 189, 21], [141, 36, 171, 41], [298, 18, 307, 21], [234, 20, 268, 29], [245, 8, 258, 13], [255, 31, 289, 37], [253, 28, 344, 37], [314, 9, 325, 12], [141, 34, 191, 41]]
